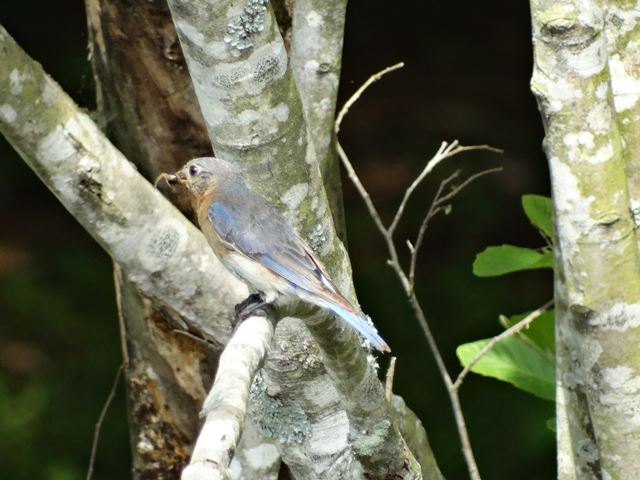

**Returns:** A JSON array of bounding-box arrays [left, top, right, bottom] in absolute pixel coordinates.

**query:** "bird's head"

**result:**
[[156, 157, 241, 198]]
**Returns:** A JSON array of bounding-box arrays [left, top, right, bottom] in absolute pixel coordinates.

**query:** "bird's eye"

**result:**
[[188, 165, 199, 176]]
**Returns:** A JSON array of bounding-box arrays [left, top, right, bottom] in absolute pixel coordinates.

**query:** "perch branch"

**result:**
[[182, 314, 274, 480]]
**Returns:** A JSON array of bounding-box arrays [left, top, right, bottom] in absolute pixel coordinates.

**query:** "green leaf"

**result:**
[[456, 336, 555, 401], [473, 245, 553, 277], [501, 309, 555, 354], [522, 194, 553, 238]]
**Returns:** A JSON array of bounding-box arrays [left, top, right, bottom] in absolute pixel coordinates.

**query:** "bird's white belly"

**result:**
[[222, 252, 293, 303]]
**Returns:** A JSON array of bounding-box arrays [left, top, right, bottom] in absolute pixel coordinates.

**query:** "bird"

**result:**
[[156, 157, 390, 352]]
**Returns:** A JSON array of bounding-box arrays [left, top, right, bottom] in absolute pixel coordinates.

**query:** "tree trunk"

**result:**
[[529, 1, 640, 478]]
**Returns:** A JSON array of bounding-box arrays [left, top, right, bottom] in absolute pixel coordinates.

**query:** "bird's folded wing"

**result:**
[[208, 200, 338, 297]]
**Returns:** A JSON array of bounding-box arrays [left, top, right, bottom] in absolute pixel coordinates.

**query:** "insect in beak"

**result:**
[[154, 171, 183, 188]]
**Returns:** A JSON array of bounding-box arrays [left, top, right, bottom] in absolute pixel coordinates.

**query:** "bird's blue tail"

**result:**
[[318, 299, 390, 352]]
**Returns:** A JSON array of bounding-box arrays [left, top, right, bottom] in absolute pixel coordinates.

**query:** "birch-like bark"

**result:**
[[530, 2, 640, 478], [0, 25, 242, 346], [252, 317, 363, 479], [229, 417, 281, 480], [165, 1, 413, 477], [2, 5, 438, 477], [290, 0, 348, 237], [604, 1, 640, 232], [182, 315, 274, 480]]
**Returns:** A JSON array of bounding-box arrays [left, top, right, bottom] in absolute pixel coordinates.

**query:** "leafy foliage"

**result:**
[[473, 245, 552, 277], [522, 194, 553, 239], [456, 334, 555, 401], [460, 194, 555, 404]]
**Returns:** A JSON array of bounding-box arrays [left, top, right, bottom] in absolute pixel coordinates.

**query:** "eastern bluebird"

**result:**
[[158, 157, 390, 352]]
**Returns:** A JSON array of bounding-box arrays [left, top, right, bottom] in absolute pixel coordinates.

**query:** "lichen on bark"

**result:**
[[165, 0, 414, 477], [529, 1, 640, 478]]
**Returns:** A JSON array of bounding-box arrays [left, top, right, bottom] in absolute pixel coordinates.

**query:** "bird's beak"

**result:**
[[176, 170, 188, 183]]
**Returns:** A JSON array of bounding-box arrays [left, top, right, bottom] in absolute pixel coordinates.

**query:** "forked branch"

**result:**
[[336, 63, 503, 480]]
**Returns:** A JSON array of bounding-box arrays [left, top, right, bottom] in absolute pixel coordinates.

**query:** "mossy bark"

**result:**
[[290, 0, 348, 239], [165, 0, 414, 477], [0, 25, 245, 477], [530, 1, 640, 478]]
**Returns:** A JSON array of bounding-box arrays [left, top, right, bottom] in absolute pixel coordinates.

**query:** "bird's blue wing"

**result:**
[[209, 198, 335, 294], [208, 195, 389, 351]]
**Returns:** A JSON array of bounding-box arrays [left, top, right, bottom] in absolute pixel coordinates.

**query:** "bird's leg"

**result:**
[[234, 293, 263, 316], [233, 293, 274, 327]]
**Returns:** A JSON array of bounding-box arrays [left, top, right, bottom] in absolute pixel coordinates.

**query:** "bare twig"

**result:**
[[335, 63, 505, 480], [335, 62, 405, 133], [409, 167, 503, 288], [86, 364, 123, 480], [404, 291, 480, 480], [182, 314, 273, 480], [408, 170, 461, 289], [339, 140, 483, 479], [453, 300, 553, 390], [389, 144, 501, 237], [385, 356, 398, 401]]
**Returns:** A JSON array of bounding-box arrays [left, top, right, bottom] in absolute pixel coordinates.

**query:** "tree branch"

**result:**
[[336, 63, 502, 480], [0, 25, 245, 350], [290, 0, 349, 236], [182, 314, 274, 480]]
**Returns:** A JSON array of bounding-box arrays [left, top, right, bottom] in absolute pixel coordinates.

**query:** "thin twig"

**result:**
[[409, 167, 503, 288], [86, 364, 124, 480], [385, 356, 398, 401], [453, 299, 553, 390], [388, 144, 501, 236], [335, 62, 405, 134], [405, 292, 480, 480], [335, 64, 505, 480], [337, 140, 483, 479], [408, 170, 461, 289]]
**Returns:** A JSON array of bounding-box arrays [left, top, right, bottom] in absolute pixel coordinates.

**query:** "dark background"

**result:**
[[0, 1, 554, 479]]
